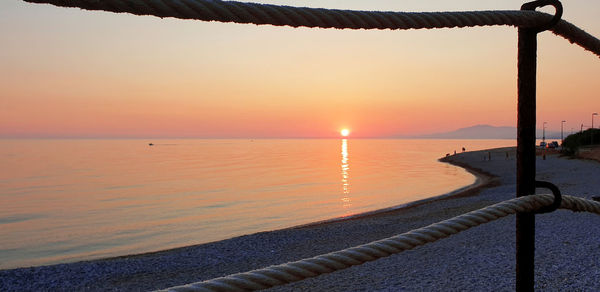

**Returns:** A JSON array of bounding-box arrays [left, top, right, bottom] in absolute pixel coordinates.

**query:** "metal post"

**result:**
[[561, 120, 565, 145], [542, 122, 547, 144], [593, 113, 598, 145], [516, 25, 537, 292], [517, 1, 562, 291]]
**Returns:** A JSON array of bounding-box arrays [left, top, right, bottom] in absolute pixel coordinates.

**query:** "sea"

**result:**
[[0, 138, 517, 269]]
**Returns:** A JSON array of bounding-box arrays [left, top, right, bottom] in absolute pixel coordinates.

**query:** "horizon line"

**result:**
[[0, 136, 534, 140]]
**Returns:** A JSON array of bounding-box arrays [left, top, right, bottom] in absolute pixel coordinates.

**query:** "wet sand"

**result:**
[[2, 147, 600, 291]]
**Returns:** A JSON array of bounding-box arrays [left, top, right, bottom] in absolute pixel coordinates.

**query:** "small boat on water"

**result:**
[[148, 143, 154, 146]]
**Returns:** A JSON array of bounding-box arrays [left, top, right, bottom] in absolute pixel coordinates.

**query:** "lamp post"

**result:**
[[542, 121, 547, 144], [593, 113, 598, 145], [561, 120, 566, 145]]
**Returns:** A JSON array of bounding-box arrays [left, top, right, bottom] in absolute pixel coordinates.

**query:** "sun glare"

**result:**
[[340, 129, 350, 137]]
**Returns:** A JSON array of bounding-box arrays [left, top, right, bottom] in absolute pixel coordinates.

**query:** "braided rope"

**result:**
[[23, 0, 600, 57], [158, 194, 600, 291]]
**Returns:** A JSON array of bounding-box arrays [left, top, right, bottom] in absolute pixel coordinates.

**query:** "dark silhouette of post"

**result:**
[[542, 121, 547, 144], [517, 19, 537, 292], [593, 113, 598, 145], [561, 120, 566, 145], [517, 1, 562, 291]]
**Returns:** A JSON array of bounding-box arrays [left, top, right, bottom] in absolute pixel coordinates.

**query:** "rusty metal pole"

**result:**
[[516, 1, 562, 291]]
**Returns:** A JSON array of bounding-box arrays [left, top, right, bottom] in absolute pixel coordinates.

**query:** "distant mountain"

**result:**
[[403, 124, 562, 139]]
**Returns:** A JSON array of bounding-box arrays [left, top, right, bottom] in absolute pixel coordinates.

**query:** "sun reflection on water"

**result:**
[[341, 138, 351, 209]]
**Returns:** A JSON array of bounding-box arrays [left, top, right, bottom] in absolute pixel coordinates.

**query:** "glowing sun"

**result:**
[[340, 129, 350, 137]]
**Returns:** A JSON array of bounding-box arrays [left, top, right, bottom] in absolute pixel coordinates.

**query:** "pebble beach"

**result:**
[[2, 147, 600, 291]]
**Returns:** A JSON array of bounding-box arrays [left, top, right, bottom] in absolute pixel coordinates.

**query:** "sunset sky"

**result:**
[[1, 0, 599, 138]]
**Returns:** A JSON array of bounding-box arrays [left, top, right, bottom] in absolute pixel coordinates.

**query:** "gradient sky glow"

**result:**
[[1, 0, 599, 138]]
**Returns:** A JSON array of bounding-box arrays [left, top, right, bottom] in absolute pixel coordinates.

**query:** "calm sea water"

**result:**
[[0, 139, 516, 269]]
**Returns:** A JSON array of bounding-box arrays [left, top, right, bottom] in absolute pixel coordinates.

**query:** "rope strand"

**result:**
[[157, 194, 600, 291], [22, 0, 600, 57]]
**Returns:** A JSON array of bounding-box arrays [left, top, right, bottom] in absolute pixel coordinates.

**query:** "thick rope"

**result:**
[[158, 194, 600, 291], [23, 0, 600, 58]]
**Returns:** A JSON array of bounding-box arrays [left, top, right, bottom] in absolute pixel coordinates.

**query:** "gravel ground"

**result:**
[[2, 147, 600, 291]]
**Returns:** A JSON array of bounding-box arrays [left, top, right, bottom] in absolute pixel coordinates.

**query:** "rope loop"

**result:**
[[534, 181, 562, 213], [521, 0, 563, 33]]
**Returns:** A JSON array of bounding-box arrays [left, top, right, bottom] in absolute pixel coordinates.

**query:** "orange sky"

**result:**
[[1, 0, 599, 138]]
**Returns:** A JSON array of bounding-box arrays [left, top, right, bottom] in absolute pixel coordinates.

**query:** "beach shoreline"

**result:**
[[0, 147, 495, 271], [2, 146, 600, 291], [293, 154, 499, 229]]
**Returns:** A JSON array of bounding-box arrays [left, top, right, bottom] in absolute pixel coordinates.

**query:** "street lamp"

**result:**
[[542, 121, 547, 143], [593, 113, 598, 145], [561, 120, 566, 145]]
